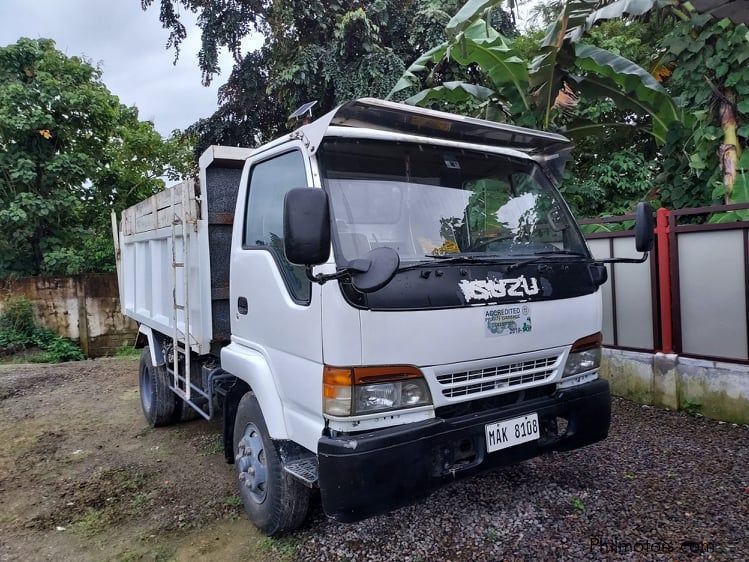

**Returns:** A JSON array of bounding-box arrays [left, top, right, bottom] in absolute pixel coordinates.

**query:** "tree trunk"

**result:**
[[32, 161, 46, 274], [718, 89, 741, 204]]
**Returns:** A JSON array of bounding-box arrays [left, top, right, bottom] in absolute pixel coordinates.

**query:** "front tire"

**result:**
[[139, 347, 180, 427], [233, 392, 309, 535]]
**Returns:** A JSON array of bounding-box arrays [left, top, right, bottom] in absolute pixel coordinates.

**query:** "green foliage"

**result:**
[[564, 151, 657, 217], [143, 0, 749, 222], [660, 13, 749, 214], [144, 0, 514, 159], [0, 297, 35, 339], [569, 496, 585, 512], [115, 343, 141, 358], [29, 327, 85, 362], [391, 0, 682, 147], [392, 1, 749, 219], [0, 296, 84, 362], [572, 42, 681, 143], [0, 38, 191, 277]]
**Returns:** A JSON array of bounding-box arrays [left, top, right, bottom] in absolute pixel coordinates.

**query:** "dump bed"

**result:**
[[114, 146, 252, 355]]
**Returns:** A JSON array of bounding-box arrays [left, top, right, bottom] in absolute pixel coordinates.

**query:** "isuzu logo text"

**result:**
[[459, 276, 540, 302]]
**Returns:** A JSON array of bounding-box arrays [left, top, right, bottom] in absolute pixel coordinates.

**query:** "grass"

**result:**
[[683, 399, 703, 416], [259, 536, 299, 559], [69, 466, 153, 537], [223, 495, 243, 509], [199, 435, 224, 456], [115, 344, 141, 359], [569, 496, 585, 512], [72, 508, 111, 537]]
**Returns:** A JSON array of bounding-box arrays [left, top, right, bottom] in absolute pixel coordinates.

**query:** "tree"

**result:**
[[142, 0, 517, 158], [658, 4, 749, 217], [0, 38, 191, 277], [391, 0, 749, 219], [389, 0, 681, 142]]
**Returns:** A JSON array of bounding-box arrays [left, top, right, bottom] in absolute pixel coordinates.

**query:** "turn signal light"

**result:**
[[323, 365, 432, 416], [563, 332, 602, 379]]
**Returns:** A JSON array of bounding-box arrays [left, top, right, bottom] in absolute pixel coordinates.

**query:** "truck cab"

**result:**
[[117, 98, 654, 535]]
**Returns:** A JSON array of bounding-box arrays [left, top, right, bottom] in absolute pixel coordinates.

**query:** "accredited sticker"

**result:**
[[484, 305, 531, 337]]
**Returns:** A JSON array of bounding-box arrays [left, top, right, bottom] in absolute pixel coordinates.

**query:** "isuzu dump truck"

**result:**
[[114, 98, 654, 535]]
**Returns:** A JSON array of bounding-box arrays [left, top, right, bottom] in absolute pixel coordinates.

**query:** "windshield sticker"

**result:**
[[485, 305, 531, 337], [459, 276, 540, 303]]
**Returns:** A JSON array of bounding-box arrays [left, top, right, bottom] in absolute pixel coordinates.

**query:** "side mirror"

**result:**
[[283, 188, 331, 266], [634, 202, 655, 253], [350, 247, 400, 293]]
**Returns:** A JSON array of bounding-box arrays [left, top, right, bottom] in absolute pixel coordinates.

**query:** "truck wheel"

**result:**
[[139, 347, 179, 427], [178, 402, 202, 422], [233, 392, 309, 535]]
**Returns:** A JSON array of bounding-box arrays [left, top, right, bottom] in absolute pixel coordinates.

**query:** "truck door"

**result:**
[[229, 141, 324, 451]]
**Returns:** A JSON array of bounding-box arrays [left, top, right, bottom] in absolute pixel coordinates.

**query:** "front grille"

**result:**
[[436, 355, 560, 398], [435, 384, 556, 419]]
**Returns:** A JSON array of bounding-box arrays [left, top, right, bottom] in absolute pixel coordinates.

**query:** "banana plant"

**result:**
[[388, 0, 684, 144]]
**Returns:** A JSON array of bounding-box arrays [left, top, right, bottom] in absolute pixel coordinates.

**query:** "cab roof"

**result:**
[[315, 98, 572, 156], [258, 98, 574, 181]]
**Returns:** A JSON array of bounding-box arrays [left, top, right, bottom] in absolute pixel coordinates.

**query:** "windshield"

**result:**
[[318, 139, 588, 264]]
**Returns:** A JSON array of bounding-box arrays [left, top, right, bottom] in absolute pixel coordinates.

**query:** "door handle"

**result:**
[[237, 296, 248, 315]]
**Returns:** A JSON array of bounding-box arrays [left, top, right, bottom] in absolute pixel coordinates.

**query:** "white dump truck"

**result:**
[[114, 98, 654, 535]]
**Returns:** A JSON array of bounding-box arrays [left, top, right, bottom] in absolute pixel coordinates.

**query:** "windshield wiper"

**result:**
[[507, 250, 590, 271], [424, 254, 499, 261], [399, 251, 590, 272], [399, 254, 506, 270]]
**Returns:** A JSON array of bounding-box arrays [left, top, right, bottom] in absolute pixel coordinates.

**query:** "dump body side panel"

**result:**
[[119, 180, 212, 354]]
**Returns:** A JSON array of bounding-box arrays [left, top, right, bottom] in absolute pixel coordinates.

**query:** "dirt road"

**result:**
[[1, 357, 747, 561]]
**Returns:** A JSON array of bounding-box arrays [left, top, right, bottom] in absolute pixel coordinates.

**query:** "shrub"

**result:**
[[0, 297, 36, 339], [0, 297, 84, 362]]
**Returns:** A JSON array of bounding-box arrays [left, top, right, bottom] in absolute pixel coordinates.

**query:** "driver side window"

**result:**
[[244, 150, 311, 304]]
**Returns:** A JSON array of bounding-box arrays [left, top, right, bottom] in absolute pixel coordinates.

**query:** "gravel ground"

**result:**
[[294, 398, 749, 562], [1, 358, 747, 561]]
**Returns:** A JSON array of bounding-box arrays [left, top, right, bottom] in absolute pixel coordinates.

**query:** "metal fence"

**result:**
[[580, 203, 749, 364]]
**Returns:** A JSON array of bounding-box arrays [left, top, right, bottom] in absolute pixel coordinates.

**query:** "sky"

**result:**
[[0, 0, 263, 136], [0, 1, 541, 138]]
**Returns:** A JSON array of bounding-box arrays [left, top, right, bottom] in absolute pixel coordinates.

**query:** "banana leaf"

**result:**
[[446, 0, 509, 37], [406, 81, 495, 106], [450, 19, 529, 109], [572, 43, 683, 143]]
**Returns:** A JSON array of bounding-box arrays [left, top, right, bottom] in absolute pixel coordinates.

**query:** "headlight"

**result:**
[[562, 333, 602, 378], [324, 365, 432, 416]]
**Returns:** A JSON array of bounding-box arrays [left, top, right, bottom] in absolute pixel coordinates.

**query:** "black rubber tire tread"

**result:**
[[176, 363, 206, 422], [179, 401, 203, 422], [233, 391, 310, 535], [139, 347, 180, 427]]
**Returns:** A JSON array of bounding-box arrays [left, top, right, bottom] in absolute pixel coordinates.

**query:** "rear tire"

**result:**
[[139, 346, 180, 427], [233, 392, 309, 535]]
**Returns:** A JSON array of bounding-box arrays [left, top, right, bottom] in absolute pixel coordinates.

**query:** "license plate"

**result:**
[[485, 413, 540, 453]]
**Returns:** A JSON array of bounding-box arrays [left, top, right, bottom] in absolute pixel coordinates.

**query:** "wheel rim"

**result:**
[[236, 423, 268, 504], [140, 361, 153, 413]]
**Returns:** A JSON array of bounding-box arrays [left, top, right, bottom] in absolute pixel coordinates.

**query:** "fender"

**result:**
[[136, 325, 165, 366], [220, 342, 289, 439]]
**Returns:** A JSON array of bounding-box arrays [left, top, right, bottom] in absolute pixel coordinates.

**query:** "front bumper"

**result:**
[[318, 378, 610, 522]]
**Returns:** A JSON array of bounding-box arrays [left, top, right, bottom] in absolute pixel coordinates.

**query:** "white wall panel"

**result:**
[[588, 239, 615, 345], [678, 230, 747, 360], [612, 237, 654, 349]]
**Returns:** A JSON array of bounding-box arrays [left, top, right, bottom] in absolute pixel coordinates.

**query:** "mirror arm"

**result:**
[[596, 251, 649, 265], [305, 265, 349, 285]]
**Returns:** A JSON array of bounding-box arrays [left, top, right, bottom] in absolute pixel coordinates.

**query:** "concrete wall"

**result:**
[[0, 274, 137, 358], [601, 348, 749, 424]]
